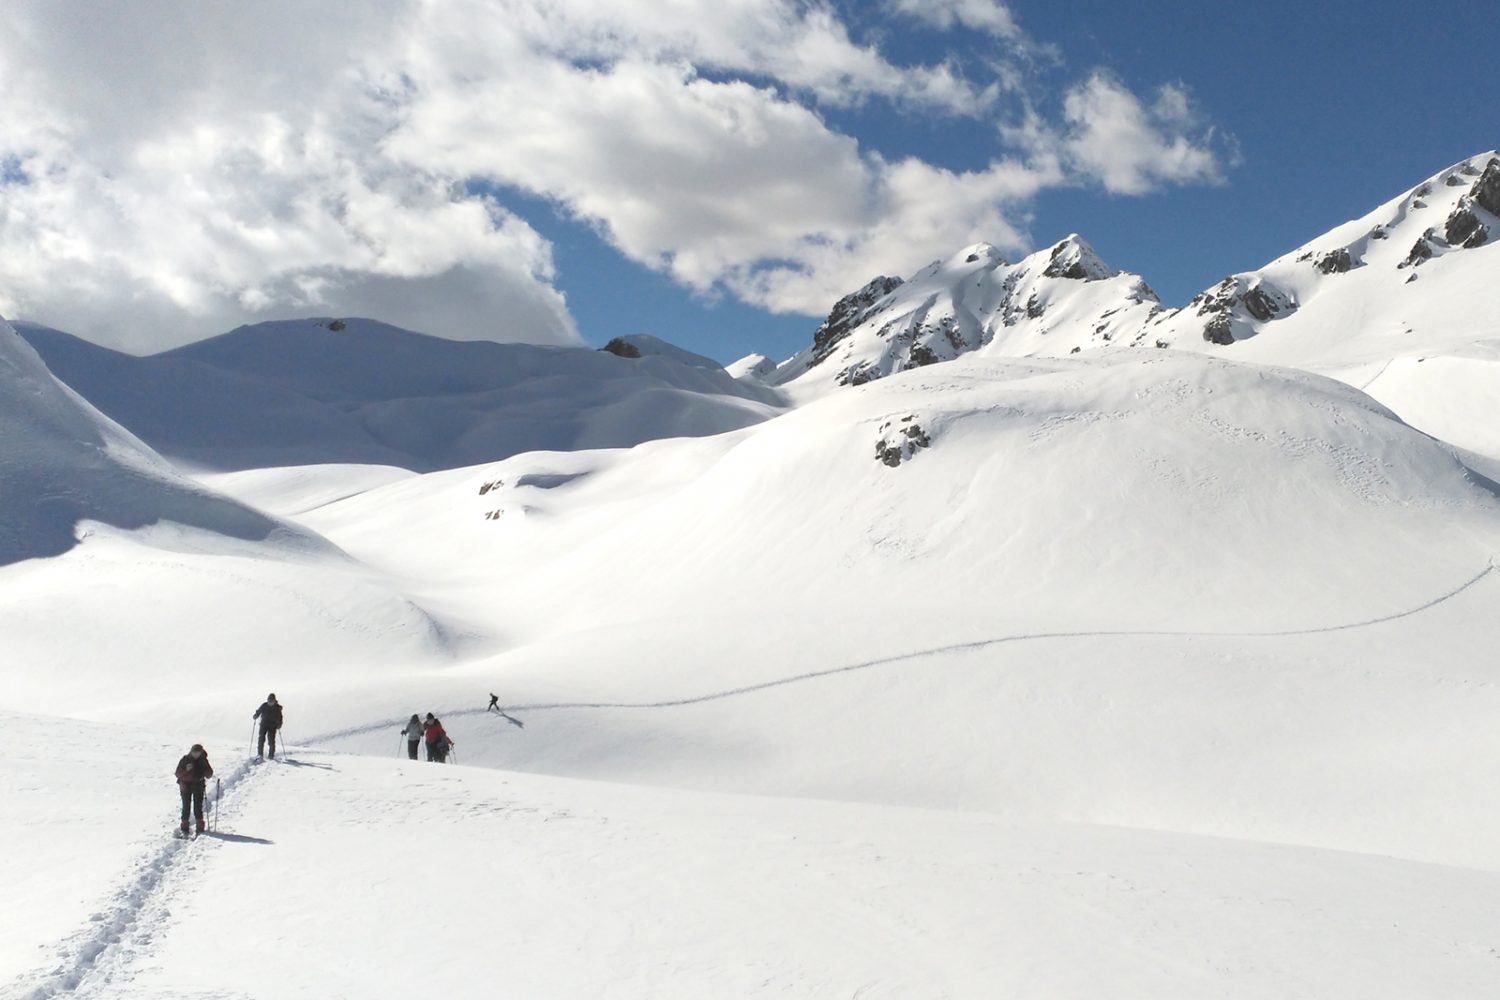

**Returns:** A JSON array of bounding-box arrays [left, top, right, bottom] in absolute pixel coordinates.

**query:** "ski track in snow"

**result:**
[[13, 755, 275, 1000], [306, 560, 1498, 743]]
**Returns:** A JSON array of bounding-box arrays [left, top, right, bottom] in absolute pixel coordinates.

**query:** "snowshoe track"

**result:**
[[11, 755, 265, 1000]]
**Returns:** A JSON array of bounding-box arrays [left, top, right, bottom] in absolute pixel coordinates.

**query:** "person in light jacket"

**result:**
[[400, 714, 423, 760]]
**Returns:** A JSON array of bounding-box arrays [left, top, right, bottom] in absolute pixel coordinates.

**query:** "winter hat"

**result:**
[[267, 693, 277, 701]]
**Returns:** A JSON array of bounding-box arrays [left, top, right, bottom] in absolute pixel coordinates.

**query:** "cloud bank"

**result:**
[[0, 0, 1230, 352]]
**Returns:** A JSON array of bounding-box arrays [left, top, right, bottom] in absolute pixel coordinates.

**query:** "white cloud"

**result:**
[[885, 0, 1021, 39], [1056, 74, 1225, 196], [0, 1, 1229, 351]]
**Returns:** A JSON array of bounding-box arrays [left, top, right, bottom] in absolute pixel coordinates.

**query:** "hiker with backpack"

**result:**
[[400, 714, 424, 760], [174, 743, 214, 835], [423, 713, 453, 763], [253, 693, 283, 759]]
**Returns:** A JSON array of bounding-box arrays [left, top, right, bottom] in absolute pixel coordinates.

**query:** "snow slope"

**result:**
[[16, 319, 784, 473], [0, 316, 455, 725], [259, 352, 1500, 872], [10, 722, 1500, 1000]]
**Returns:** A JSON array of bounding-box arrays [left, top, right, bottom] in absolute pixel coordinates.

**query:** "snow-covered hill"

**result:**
[[17, 319, 784, 472], [0, 315, 455, 722], [0, 317, 301, 564]]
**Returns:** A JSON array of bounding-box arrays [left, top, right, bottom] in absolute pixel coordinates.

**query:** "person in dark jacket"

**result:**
[[175, 743, 214, 834], [423, 714, 452, 763], [400, 714, 424, 760], [253, 693, 283, 759]]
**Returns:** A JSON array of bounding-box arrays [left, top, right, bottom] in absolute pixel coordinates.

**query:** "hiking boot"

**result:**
[[179, 820, 190, 833], [196, 819, 206, 833]]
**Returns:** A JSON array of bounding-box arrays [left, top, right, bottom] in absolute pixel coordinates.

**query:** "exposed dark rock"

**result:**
[[328, 319, 347, 332], [1314, 248, 1354, 274], [1446, 174, 1466, 186], [1203, 315, 1234, 345], [1241, 286, 1282, 321], [1415, 183, 1433, 198], [907, 344, 940, 368], [965, 252, 980, 263], [1025, 294, 1045, 319], [1444, 200, 1488, 248], [601, 337, 641, 358], [1470, 159, 1500, 216], [1399, 233, 1434, 269], [875, 416, 930, 467], [810, 276, 904, 367], [1370, 225, 1388, 240], [1041, 236, 1112, 280], [1412, 199, 1428, 209]]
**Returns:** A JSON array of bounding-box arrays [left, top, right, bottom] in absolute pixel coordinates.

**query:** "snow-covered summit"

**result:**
[[18, 317, 785, 472], [774, 235, 1158, 388]]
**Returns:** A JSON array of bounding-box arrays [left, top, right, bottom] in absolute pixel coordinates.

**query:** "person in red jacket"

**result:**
[[175, 743, 214, 834], [422, 714, 453, 763]]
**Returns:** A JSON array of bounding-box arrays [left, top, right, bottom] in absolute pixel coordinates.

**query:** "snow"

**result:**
[[5, 152, 1500, 998], [12, 733, 1500, 1000]]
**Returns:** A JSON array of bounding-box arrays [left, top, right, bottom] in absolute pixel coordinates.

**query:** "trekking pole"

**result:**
[[249, 719, 256, 757], [213, 778, 221, 833]]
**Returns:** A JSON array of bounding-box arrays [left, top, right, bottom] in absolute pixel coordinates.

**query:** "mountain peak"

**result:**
[[1039, 234, 1114, 281]]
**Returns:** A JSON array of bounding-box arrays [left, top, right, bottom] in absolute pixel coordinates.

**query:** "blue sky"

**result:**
[[1, 2, 1494, 362]]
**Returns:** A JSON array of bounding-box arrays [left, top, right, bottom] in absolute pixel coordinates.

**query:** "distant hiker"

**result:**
[[400, 714, 424, 760], [253, 693, 284, 759], [175, 743, 214, 835], [424, 714, 453, 763], [487, 694, 524, 728]]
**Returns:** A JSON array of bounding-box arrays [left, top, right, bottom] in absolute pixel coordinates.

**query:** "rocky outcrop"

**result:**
[[601, 337, 642, 358], [1445, 201, 1489, 249], [811, 276, 905, 367], [1314, 248, 1354, 274], [1399, 231, 1436, 269], [1191, 277, 1296, 345], [874, 415, 930, 467], [1470, 158, 1500, 216], [1042, 235, 1114, 280]]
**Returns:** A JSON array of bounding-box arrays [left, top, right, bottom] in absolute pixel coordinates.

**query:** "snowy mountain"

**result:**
[[7, 153, 1500, 998], [779, 152, 1500, 460], [17, 318, 784, 472]]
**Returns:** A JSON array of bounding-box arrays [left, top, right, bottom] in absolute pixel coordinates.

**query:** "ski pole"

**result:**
[[249, 718, 257, 757], [213, 778, 220, 833]]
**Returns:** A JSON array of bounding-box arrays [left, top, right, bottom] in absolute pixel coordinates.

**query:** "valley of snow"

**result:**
[[5, 153, 1500, 999]]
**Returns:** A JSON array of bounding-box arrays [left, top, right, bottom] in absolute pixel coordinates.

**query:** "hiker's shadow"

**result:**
[[204, 831, 274, 845], [276, 759, 335, 771]]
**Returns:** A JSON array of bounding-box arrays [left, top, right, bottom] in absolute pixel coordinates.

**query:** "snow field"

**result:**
[[23, 744, 1500, 1000]]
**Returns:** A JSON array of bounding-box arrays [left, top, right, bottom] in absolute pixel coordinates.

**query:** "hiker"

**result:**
[[253, 693, 283, 759], [174, 743, 214, 834], [400, 714, 424, 760], [423, 713, 453, 763], [487, 693, 500, 712]]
